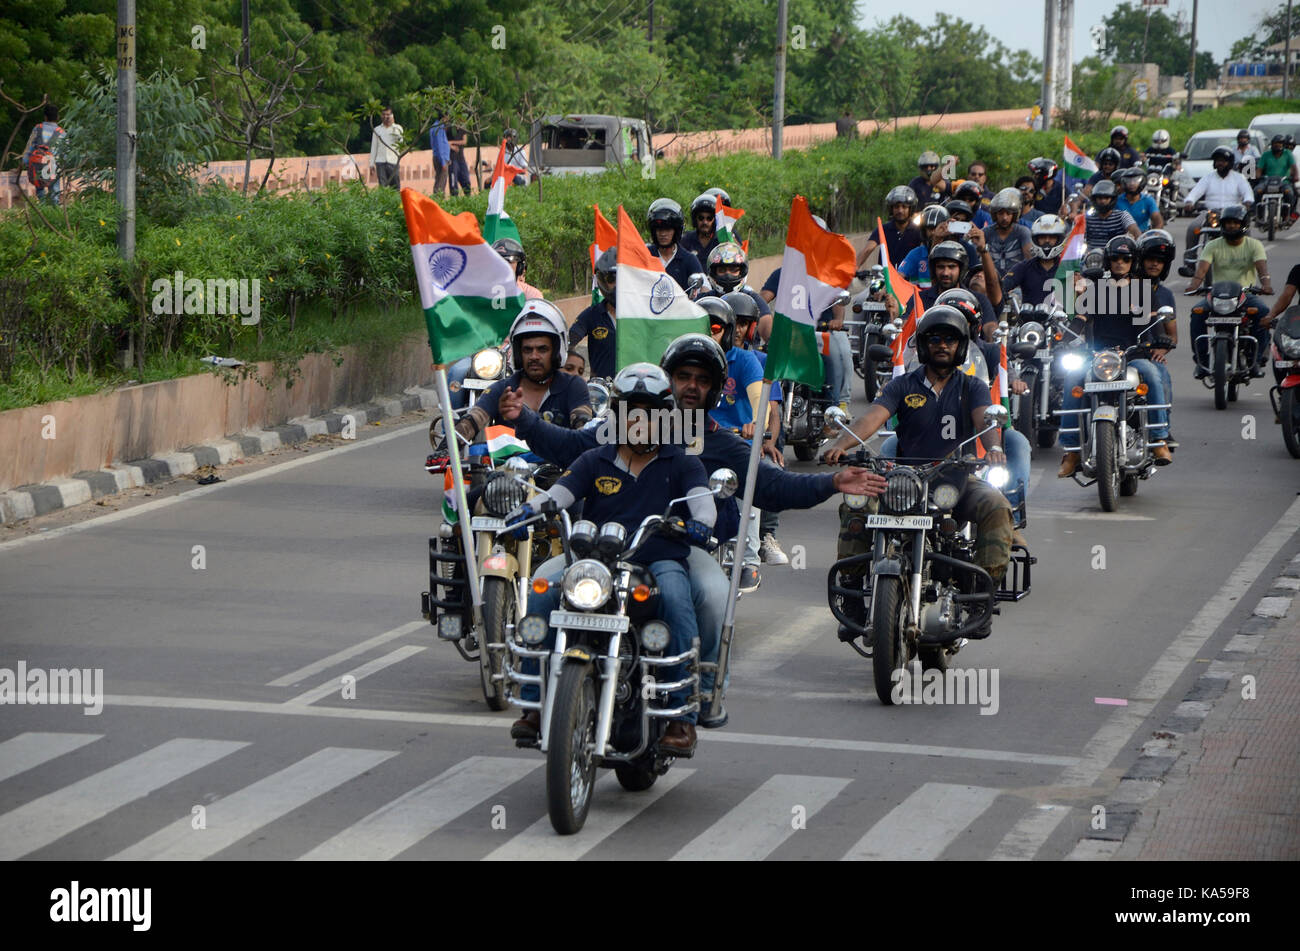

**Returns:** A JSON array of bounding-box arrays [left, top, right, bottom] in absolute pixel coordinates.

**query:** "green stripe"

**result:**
[[425, 293, 524, 365], [483, 213, 520, 247], [765, 312, 825, 387], [615, 315, 708, 370]]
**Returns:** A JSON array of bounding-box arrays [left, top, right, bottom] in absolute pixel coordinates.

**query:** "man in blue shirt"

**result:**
[[1115, 168, 1164, 232], [429, 114, 451, 196], [1016, 177, 1045, 226], [569, 248, 618, 379]]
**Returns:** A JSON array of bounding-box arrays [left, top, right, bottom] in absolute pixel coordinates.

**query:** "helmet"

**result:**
[[1210, 146, 1234, 166], [509, 299, 567, 372], [953, 181, 983, 206], [1028, 157, 1058, 180], [1097, 147, 1121, 169], [1091, 179, 1118, 205], [1080, 248, 1107, 280], [886, 184, 918, 211], [647, 198, 684, 244], [934, 288, 982, 334], [661, 333, 728, 410], [594, 246, 617, 299], [928, 241, 969, 288], [1030, 215, 1067, 259], [1110, 125, 1129, 139], [1273, 134, 1287, 148], [492, 237, 526, 276], [943, 198, 974, 220], [611, 362, 675, 418], [1151, 129, 1170, 148], [1236, 129, 1251, 141], [721, 291, 760, 344], [704, 187, 732, 207], [989, 187, 1022, 214], [919, 204, 950, 234], [918, 150, 941, 169], [1219, 204, 1249, 237], [1117, 167, 1145, 190], [1104, 234, 1138, 267], [706, 242, 749, 292], [697, 295, 736, 351], [914, 305, 970, 367], [1287, 135, 1296, 149], [1136, 228, 1177, 281], [690, 192, 718, 223]]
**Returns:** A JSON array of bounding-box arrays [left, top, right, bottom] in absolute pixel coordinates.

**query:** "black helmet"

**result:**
[[1273, 134, 1287, 148], [704, 187, 731, 207], [1237, 129, 1251, 140], [928, 240, 968, 288], [953, 181, 983, 206], [706, 242, 749, 293], [1220, 204, 1248, 237], [1098, 147, 1121, 169], [697, 295, 736, 351], [1110, 125, 1129, 140], [594, 246, 617, 299], [886, 184, 918, 211], [915, 305, 970, 367], [934, 288, 982, 334], [1104, 234, 1138, 267], [1287, 135, 1296, 149], [690, 192, 717, 223], [721, 291, 760, 346], [1136, 229, 1177, 281], [1028, 157, 1058, 180], [1117, 167, 1145, 189], [611, 362, 675, 416], [661, 333, 728, 410], [1091, 179, 1118, 205], [647, 198, 684, 244], [492, 237, 526, 276], [1080, 248, 1107, 281], [943, 198, 974, 221], [919, 203, 950, 234], [1211, 146, 1234, 166]]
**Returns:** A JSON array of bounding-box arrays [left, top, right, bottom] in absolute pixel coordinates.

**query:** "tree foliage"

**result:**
[[1100, 1, 1217, 86], [1229, 3, 1295, 59]]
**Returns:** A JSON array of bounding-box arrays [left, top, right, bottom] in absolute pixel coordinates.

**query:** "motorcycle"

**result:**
[[1005, 300, 1089, 451], [422, 449, 561, 710], [504, 470, 737, 834], [1143, 166, 1178, 223], [848, 270, 902, 403], [1268, 308, 1300, 458], [824, 406, 1033, 705], [1053, 321, 1173, 511], [1177, 203, 1221, 278], [1188, 282, 1268, 410], [785, 380, 833, 461], [1255, 177, 1294, 242]]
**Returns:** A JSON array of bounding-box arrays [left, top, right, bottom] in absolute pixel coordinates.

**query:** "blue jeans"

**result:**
[[1059, 359, 1169, 450], [879, 430, 1031, 522], [520, 555, 699, 723], [447, 356, 473, 410], [822, 331, 853, 404], [686, 546, 728, 698]]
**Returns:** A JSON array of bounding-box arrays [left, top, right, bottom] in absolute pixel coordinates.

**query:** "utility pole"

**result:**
[[1041, 0, 1058, 131], [773, 0, 787, 159], [1185, 0, 1197, 117], [240, 0, 250, 69], [1285, 0, 1293, 99], [647, 0, 653, 45], [1056, 0, 1074, 112], [116, 0, 136, 263]]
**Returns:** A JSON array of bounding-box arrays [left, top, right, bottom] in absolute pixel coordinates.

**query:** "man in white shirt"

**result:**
[[1178, 147, 1254, 276], [370, 107, 404, 190]]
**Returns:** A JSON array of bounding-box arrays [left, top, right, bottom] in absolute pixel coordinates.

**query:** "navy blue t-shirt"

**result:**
[[477, 370, 591, 429], [648, 244, 706, 291], [556, 442, 709, 564], [873, 365, 992, 467], [679, 230, 719, 271], [569, 303, 616, 379], [1033, 172, 1065, 213], [868, 220, 922, 264], [1002, 258, 1061, 307], [1087, 280, 1176, 350]]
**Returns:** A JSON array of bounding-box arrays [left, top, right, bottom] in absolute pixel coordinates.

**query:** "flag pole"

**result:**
[[705, 385, 766, 719], [434, 364, 484, 629]]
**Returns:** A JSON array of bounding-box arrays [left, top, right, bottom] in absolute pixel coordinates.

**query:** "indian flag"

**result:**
[[1058, 212, 1087, 318], [714, 197, 746, 245], [401, 188, 525, 365], [765, 197, 856, 387], [1063, 135, 1098, 187], [483, 425, 529, 462], [482, 141, 526, 246], [589, 204, 618, 305], [877, 216, 923, 376], [441, 471, 459, 523], [614, 205, 708, 369]]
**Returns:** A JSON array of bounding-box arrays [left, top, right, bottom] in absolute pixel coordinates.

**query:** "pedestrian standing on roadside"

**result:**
[[22, 103, 65, 205], [447, 123, 471, 196], [369, 107, 403, 191], [430, 113, 451, 196]]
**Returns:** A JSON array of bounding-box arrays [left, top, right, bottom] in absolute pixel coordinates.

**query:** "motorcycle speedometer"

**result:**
[[1092, 351, 1122, 382], [562, 559, 613, 610], [471, 347, 504, 380]]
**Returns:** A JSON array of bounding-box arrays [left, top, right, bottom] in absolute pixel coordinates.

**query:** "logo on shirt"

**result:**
[[592, 326, 610, 340], [904, 393, 927, 409], [594, 476, 622, 496]]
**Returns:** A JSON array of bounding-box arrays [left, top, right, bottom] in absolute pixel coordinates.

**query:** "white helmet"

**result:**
[[1030, 215, 1068, 260], [1151, 129, 1170, 148], [509, 299, 567, 372], [989, 187, 1022, 214]]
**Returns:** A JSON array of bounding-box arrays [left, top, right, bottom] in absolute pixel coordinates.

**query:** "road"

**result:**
[[1, 225, 1298, 862]]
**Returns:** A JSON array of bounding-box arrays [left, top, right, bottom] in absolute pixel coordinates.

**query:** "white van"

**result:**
[[1182, 128, 1267, 182], [1249, 113, 1300, 145]]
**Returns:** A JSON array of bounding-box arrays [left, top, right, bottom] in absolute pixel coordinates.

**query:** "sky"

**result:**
[[858, 0, 1281, 65]]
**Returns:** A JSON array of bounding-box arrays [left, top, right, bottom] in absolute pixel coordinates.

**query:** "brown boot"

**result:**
[[657, 720, 698, 757], [510, 710, 540, 741], [1152, 444, 1173, 466], [1057, 452, 1081, 478]]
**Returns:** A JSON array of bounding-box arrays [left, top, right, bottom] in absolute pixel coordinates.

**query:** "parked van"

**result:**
[[528, 114, 660, 178], [1249, 113, 1300, 145]]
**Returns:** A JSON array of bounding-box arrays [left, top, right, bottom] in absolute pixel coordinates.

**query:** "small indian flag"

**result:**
[[614, 205, 708, 369], [765, 197, 856, 387], [1058, 212, 1087, 318], [1063, 135, 1098, 186], [482, 141, 526, 246], [401, 188, 525, 365], [878, 216, 923, 377], [589, 204, 618, 305], [442, 471, 459, 523], [715, 197, 746, 245], [483, 425, 529, 462]]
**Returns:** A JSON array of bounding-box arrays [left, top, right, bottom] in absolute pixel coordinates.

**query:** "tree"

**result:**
[[1228, 3, 1294, 59], [1101, 1, 1217, 86]]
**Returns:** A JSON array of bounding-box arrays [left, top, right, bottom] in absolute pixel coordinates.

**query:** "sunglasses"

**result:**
[[696, 212, 716, 220], [925, 332, 961, 345], [710, 322, 725, 334]]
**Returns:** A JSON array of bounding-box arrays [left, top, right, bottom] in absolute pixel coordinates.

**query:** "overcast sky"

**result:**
[[857, 0, 1280, 65]]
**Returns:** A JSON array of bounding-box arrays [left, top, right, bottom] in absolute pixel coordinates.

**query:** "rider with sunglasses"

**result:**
[[681, 193, 724, 270]]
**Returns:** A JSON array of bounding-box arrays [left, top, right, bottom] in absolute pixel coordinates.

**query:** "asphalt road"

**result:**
[[2, 224, 1298, 862]]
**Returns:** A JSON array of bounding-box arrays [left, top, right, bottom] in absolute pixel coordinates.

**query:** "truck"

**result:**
[[528, 114, 661, 179]]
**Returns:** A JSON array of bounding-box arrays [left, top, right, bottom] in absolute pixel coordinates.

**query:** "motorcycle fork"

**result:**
[[539, 627, 568, 754], [1038, 359, 1052, 424], [909, 531, 925, 631]]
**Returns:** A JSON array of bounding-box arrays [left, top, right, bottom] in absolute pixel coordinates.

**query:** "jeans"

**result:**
[[520, 555, 700, 722], [822, 331, 854, 404], [447, 356, 473, 410], [878, 431, 1031, 525], [686, 547, 728, 697], [375, 162, 400, 190], [1059, 359, 1170, 451], [1190, 312, 1269, 369], [448, 151, 471, 195]]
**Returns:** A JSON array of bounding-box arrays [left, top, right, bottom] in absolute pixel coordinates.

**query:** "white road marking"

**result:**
[[993, 494, 1300, 860], [708, 730, 1078, 767], [483, 769, 695, 861], [0, 738, 247, 860], [0, 732, 102, 783], [840, 783, 1001, 861], [301, 756, 540, 861], [268, 621, 427, 686], [0, 421, 429, 554], [671, 774, 849, 861], [284, 645, 427, 706], [111, 746, 395, 860], [1031, 509, 1155, 521]]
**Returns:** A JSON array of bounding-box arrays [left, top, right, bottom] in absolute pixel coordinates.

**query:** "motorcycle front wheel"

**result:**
[[1282, 387, 1300, 459], [479, 577, 513, 711], [1095, 420, 1121, 512], [546, 662, 598, 835], [872, 576, 909, 705]]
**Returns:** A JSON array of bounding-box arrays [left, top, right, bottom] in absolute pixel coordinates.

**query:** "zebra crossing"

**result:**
[[0, 731, 1020, 861]]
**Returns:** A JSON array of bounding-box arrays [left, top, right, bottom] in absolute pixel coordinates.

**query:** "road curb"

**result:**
[[1065, 552, 1300, 860], [0, 386, 438, 526]]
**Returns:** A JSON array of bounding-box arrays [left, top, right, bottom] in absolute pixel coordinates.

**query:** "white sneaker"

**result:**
[[759, 533, 789, 566]]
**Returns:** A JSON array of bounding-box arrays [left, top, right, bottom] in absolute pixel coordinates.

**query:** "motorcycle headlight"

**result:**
[[471, 348, 504, 380], [1278, 332, 1300, 359], [982, 466, 1009, 490], [1018, 321, 1045, 347], [641, 620, 670, 652], [1147, 172, 1160, 187], [588, 381, 611, 417], [562, 559, 613, 611], [1061, 351, 1086, 372], [843, 493, 868, 509], [1092, 351, 1122, 382], [483, 471, 526, 517], [932, 482, 961, 510], [518, 615, 548, 646], [1211, 296, 1237, 315], [883, 470, 923, 514]]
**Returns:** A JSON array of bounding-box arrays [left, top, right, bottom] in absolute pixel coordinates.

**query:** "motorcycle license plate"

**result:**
[[1205, 317, 1240, 326], [1276, 359, 1298, 368], [861, 302, 887, 313], [550, 611, 628, 633], [866, 514, 933, 530], [462, 378, 495, 390], [471, 516, 507, 531], [1083, 380, 1133, 392], [1034, 349, 1051, 361]]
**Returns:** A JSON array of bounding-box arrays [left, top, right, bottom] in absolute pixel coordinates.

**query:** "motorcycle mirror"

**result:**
[[832, 290, 851, 308], [1155, 306, 1175, 320], [504, 455, 531, 474], [708, 468, 739, 500], [685, 273, 707, 292], [982, 405, 1009, 428], [824, 406, 871, 452]]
